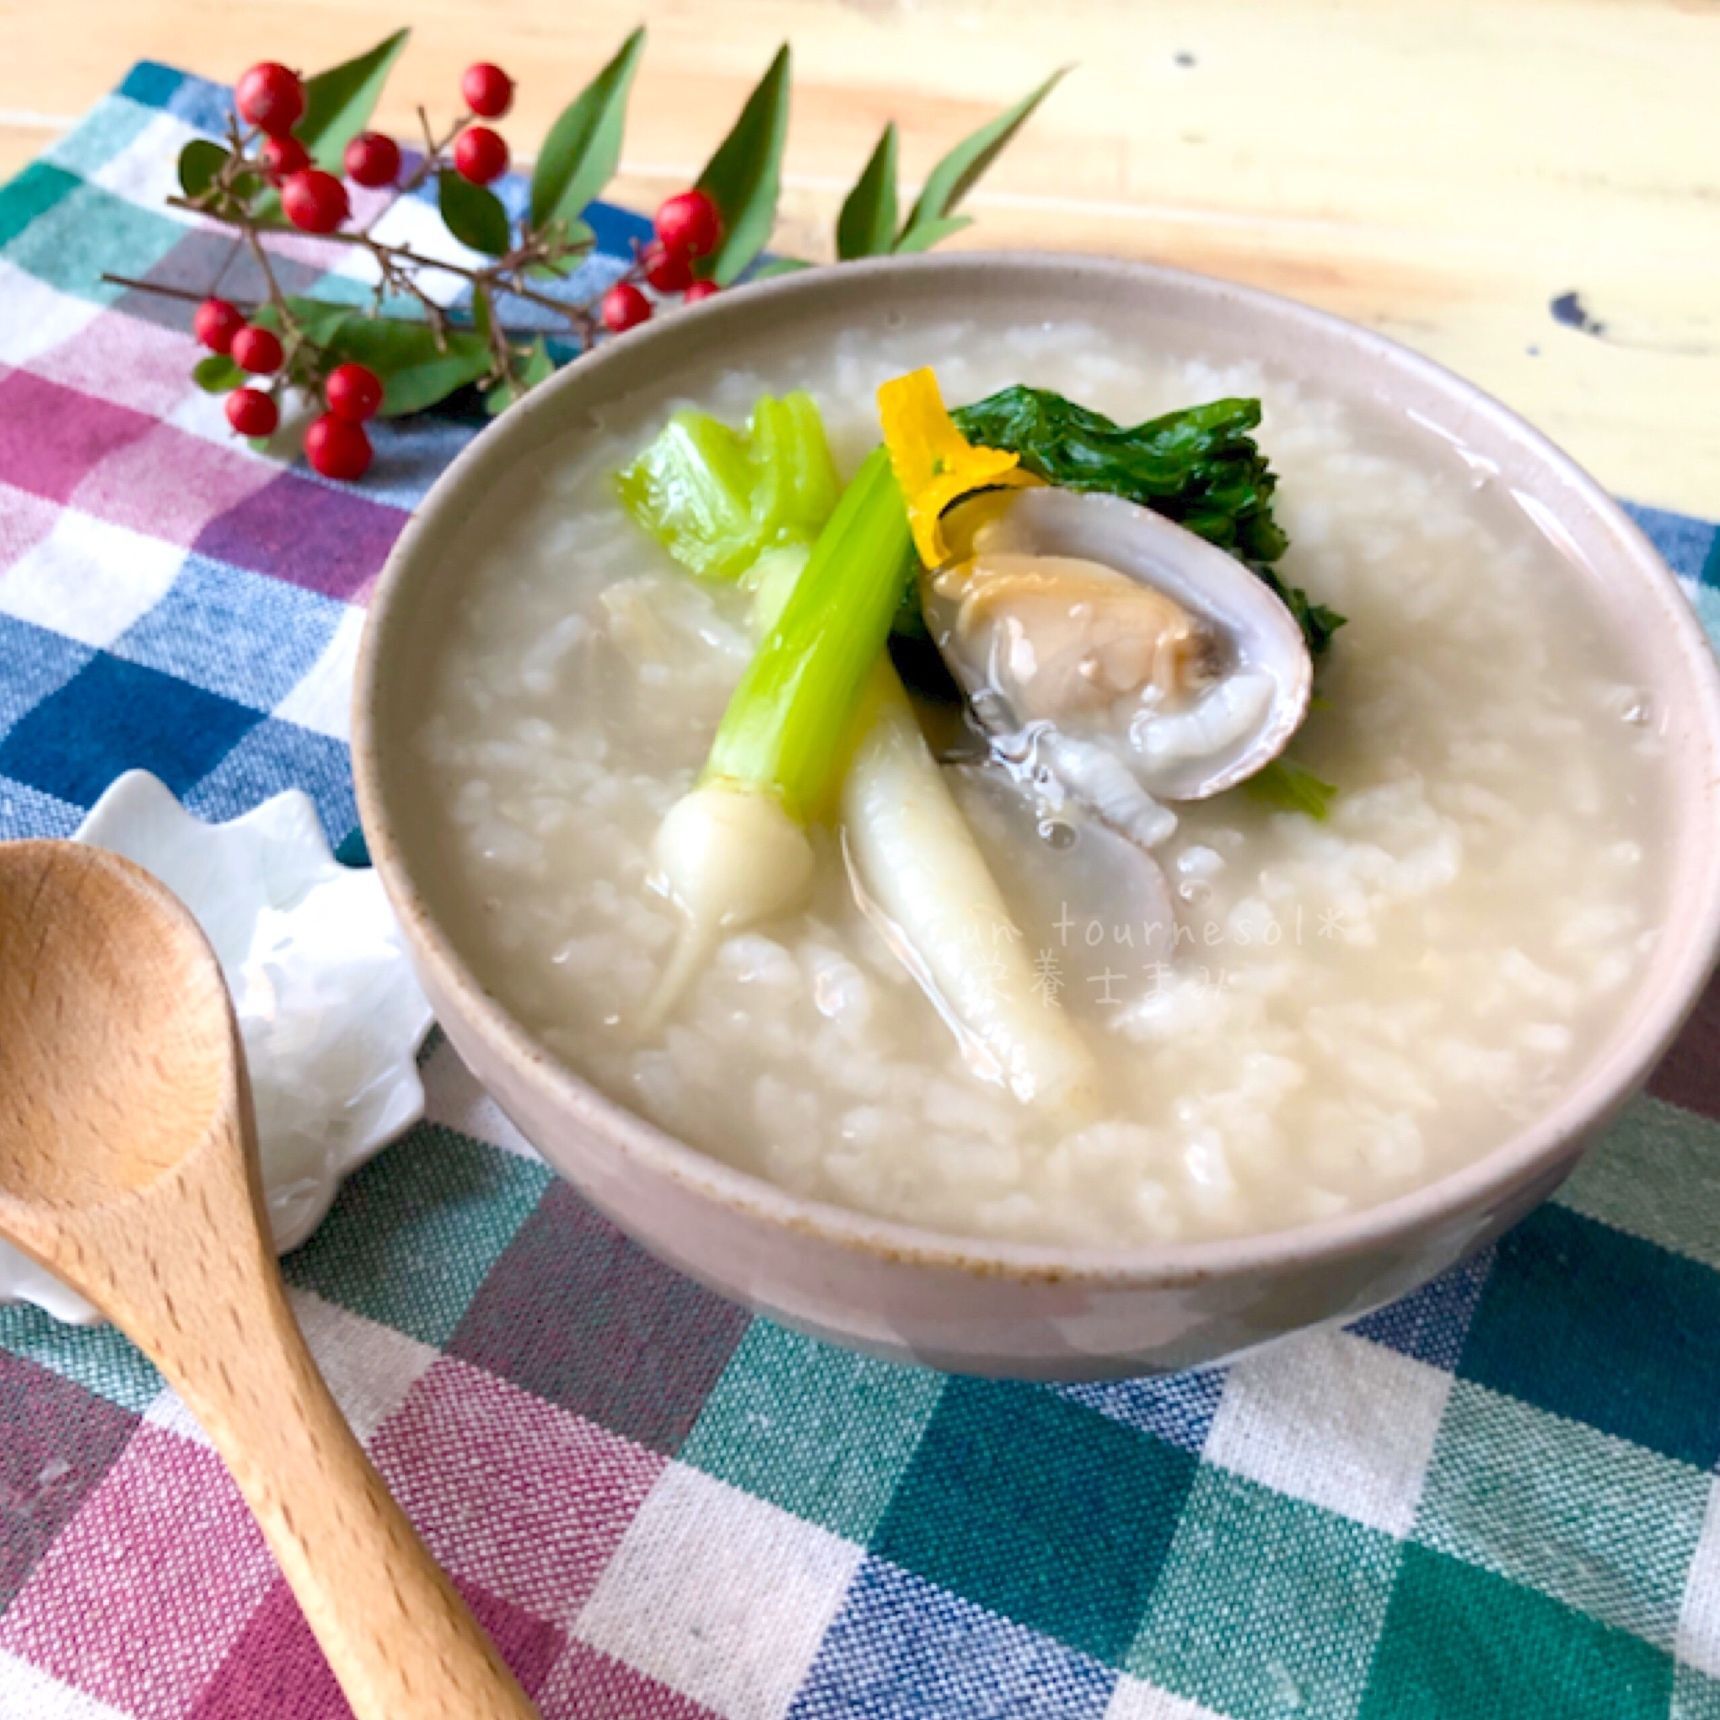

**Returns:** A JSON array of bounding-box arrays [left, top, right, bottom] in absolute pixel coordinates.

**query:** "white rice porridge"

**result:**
[[416, 320, 1665, 1248]]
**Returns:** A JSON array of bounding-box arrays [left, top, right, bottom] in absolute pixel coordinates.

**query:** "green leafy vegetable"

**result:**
[[1246, 758, 1338, 820], [951, 385, 1345, 657], [704, 446, 912, 821], [952, 387, 1284, 559], [837, 123, 899, 260], [695, 45, 792, 285], [1254, 565, 1347, 659], [529, 26, 647, 232], [177, 140, 228, 198], [901, 68, 1069, 236], [437, 171, 511, 256], [616, 391, 840, 581]]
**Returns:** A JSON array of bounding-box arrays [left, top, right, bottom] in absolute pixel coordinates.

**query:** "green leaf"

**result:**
[[246, 435, 273, 455], [484, 336, 555, 415], [948, 382, 1347, 656], [952, 386, 1293, 566], [178, 139, 229, 198], [836, 122, 898, 260], [1245, 759, 1338, 820], [616, 390, 839, 583], [704, 447, 912, 822], [328, 318, 491, 417], [193, 353, 243, 393], [250, 29, 410, 222], [526, 217, 595, 276], [750, 257, 812, 280], [695, 44, 792, 286], [296, 29, 410, 171], [251, 296, 356, 347], [1254, 564, 1347, 658], [519, 337, 556, 388], [437, 171, 511, 256], [529, 26, 647, 232], [902, 67, 1068, 235], [892, 214, 973, 254]]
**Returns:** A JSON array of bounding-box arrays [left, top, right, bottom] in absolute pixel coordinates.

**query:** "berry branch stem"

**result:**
[[102, 275, 241, 308], [164, 194, 597, 334]]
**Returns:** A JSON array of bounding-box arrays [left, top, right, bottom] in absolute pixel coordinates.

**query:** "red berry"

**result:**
[[601, 282, 652, 334], [230, 324, 284, 375], [682, 279, 720, 305], [193, 296, 246, 354], [653, 190, 721, 260], [281, 169, 349, 234], [225, 387, 279, 437], [235, 63, 305, 137], [453, 126, 509, 186], [306, 413, 373, 481], [344, 131, 401, 189], [260, 134, 309, 184], [641, 241, 694, 294], [325, 362, 383, 423], [461, 62, 514, 119]]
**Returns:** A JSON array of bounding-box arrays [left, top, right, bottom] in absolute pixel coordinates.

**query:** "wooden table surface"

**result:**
[[1, 0, 1714, 515]]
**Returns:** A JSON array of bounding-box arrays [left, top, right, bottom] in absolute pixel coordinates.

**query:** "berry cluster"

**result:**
[[235, 58, 516, 239], [600, 189, 724, 334], [198, 57, 532, 476], [165, 53, 735, 480], [194, 293, 383, 477]]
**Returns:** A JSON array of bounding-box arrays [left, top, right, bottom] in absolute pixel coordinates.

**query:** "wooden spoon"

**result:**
[[0, 840, 537, 1720]]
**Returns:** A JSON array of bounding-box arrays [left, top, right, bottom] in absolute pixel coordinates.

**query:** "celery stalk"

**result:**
[[616, 391, 840, 583]]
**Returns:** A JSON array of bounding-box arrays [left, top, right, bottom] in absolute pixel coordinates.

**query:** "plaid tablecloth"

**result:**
[[4, 62, 1720, 1720]]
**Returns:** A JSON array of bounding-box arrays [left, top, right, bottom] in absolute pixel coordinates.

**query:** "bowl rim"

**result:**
[[354, 248, 1720, 1286]]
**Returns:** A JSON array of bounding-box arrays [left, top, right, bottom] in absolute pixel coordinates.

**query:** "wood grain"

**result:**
[[0, 842, 537, 1720], [0, 0, 1714, 512]]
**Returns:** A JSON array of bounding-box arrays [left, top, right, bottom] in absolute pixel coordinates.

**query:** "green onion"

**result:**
[[643, 447, 912, 1025], [703, 445, 913, 821]]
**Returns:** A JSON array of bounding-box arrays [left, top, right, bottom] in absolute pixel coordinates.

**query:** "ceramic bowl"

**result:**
[[353, 253, 1720, 1378], [0, 771, 434, 1324]]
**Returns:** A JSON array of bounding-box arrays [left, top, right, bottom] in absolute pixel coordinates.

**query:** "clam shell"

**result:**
[[928, 487, 1312, 804]]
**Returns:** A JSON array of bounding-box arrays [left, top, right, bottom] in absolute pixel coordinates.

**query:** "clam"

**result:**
[[924, 487, 1312, 845]]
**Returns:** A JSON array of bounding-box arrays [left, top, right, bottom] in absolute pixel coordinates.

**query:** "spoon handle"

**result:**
[[178, 1293, 533, 1713], [80, 1132, 539, 1719], [166, 1276, 539, 1720]]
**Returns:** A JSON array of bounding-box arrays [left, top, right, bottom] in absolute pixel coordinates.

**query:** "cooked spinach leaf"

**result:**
[[1255, 565, 1347, 659], [1245, 757, 1338, 820]]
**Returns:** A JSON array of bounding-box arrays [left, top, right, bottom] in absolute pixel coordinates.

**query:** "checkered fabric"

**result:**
[[4, 63, 1720, 1720]]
